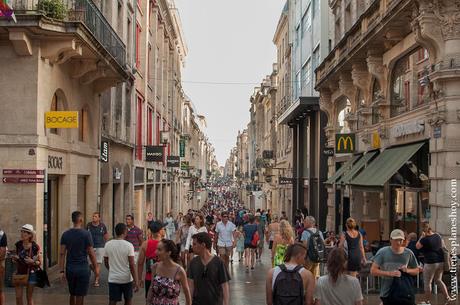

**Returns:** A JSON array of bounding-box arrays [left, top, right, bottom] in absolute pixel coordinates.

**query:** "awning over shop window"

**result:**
[[350, 142, 425, 188], [324, 154, 361, 185], [337, 150, 378, 185]]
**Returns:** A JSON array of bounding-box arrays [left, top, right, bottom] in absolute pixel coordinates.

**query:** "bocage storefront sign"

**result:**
[[101, 141, 109, 163], [335, 133, 356, 154], [45, 111, 79, 129], [48, 155, 63, 170], [145, 146, 164, 162], [167, 156, 180, 168]]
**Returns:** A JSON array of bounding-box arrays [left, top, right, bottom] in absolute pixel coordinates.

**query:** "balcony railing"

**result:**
[[11, 0, 126, 68], [277, 95, 292, 118]]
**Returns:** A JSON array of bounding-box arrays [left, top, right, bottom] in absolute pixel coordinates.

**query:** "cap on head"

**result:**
[[390, 229, 405, 240], [21, 224, 35, 234]]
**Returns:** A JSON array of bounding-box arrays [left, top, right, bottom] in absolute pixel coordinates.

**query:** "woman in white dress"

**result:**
[[185, 214, 207, 262], [164, 212, 176, 240]]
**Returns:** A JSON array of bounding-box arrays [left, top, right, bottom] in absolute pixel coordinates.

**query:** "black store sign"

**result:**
[[101, 141, 109, 163], [167, 156, 180, 168], [145, 146, 164, 162], [48, 156, 63, 170], [279, 177, 293, 185]]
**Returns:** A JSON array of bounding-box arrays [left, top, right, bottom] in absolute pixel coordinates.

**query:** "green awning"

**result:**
[[324, 154, 361, 185], [337, 150, 378, 185], [351, 142, 425, 187]]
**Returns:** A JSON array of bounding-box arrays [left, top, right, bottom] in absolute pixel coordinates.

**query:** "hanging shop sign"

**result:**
[[433, 126, 441, 139], [180, 161, 189, 170], [45, 111, 79, 129], [179, 139, 186, 158], [391, 120, 425, 138], [372, 131, 381, 149], [322, 147, 334, 156], [335, 133, 356, 154], [167, 156, 180, 168], [101, 141, 109, 163], [279, 177, 293, 185], [145, 146, 164, 162]]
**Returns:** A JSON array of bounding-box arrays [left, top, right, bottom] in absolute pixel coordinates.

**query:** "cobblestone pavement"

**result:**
[[4, 248, 453, 305]]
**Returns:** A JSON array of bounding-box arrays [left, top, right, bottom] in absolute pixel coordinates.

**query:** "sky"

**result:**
[[174, 0, 286, 166]]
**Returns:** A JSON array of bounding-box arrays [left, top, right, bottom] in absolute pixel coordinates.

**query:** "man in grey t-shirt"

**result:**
[[371, 229, 419, 304]]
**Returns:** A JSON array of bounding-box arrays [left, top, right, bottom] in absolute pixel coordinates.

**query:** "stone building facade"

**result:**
[[0, 0, 129, 268], [315, 0, 460, 243]]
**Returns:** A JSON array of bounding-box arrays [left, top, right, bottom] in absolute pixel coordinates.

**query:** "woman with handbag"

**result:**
[[416, 222, 453, 304], [12, 224, 41, 305]]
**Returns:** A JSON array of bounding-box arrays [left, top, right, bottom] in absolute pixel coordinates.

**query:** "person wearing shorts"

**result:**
[[60, 211, 98, 305], [215, 211, 236, 270], [86, 212, 108, 287], [104, 223, 138, 305]]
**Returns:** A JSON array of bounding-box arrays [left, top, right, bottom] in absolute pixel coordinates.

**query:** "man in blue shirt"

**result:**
[[60, 211, 98, 305]]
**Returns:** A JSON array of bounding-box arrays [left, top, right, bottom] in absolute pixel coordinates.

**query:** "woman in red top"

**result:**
[[137, 221, 166, 298]]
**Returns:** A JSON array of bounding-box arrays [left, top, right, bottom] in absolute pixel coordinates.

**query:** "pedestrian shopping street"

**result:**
[[2, 245, 449, 305]]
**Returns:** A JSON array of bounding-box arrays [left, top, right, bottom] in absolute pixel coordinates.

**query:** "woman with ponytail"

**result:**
[[147, 239, 191, 305]]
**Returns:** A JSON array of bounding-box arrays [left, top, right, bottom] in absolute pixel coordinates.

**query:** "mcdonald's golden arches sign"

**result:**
[[335, 133, 356, 153]]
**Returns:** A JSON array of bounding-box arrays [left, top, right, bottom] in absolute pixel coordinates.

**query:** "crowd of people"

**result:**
[[0, 185, 455, 305]]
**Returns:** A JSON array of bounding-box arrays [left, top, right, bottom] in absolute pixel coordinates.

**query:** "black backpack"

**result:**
[[306, 229, 325, 263], [273, 264, 304, 305], [385, 271, 416, 305]]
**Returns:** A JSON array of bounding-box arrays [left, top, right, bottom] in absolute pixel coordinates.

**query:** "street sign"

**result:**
[[433, 126, 441, 138], [3, 169, 45, 175], [167, 156, 180, 168], [179, 139, 186, 157], [322, 148, 334, 157], [279, 177, 293, 185], [335, 133, 356, 154], [2, 177, 44, 183], [45, 111, 79, 129], [145, 146, 164, 162]]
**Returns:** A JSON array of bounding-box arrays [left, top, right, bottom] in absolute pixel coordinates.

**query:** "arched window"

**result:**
[[50, 92, 65, 135], [337, 97, 351, 133], [390, 56, 410, 117], [356, 89, 366, 130], [371, 80, 381, 125]]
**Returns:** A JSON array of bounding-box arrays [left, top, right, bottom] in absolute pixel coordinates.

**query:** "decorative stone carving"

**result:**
[[378, 126, 389, 139], [361, 130, 371, 144], [8, 30, 32, 56], [366, 50, 387, 92], [351, 62, 370, 93], [427, 107, 447, 126], [41, 39, 82, 65], [319, 88, 333, 123], [339, 72, 356, 101]]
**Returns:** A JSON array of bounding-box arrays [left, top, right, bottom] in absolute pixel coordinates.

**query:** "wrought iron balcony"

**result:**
[[11, 0, 126, 68]]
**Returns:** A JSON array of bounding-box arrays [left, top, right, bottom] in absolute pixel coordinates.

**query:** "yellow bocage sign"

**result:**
[[372, 131, 381, 149], [45, 111, 79, 129]]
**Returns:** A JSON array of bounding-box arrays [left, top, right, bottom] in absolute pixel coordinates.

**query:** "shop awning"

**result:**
[[337, 150, 378, 185], [350, 142, 425, 188], [324, 154, 361, 185]]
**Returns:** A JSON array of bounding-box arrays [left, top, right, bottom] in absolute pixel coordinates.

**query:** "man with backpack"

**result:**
[[370, 229, 419, 305], [300, 216, 325, 278], [266, 243, 315, 305]]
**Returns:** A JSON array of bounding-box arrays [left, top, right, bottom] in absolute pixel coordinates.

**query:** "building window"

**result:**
[[371, 80, 381, 124], [417, 48, 429, 62], [312, 0, 319, 18], [356, 90, 366, 130], [301, 5, 311, 37], [337, 97, 351, 133], [312, 47, 320, 86], [136, 96, 143, 160], [302, 59, 311, 95], [147, 107, 153, 145], [295, 72, 301, 99], [135, 23, 141, 69], [417, 71, 429, 106], [391, 56, 410, 117], [79, 107, 88, 142]]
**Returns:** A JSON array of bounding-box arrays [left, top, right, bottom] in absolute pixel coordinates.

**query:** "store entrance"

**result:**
[[46, 175, 60, 267]]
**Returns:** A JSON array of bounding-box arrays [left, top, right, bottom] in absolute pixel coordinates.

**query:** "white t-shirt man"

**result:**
[[104, 239, 135, 283], [215, 221, 236, 248]]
